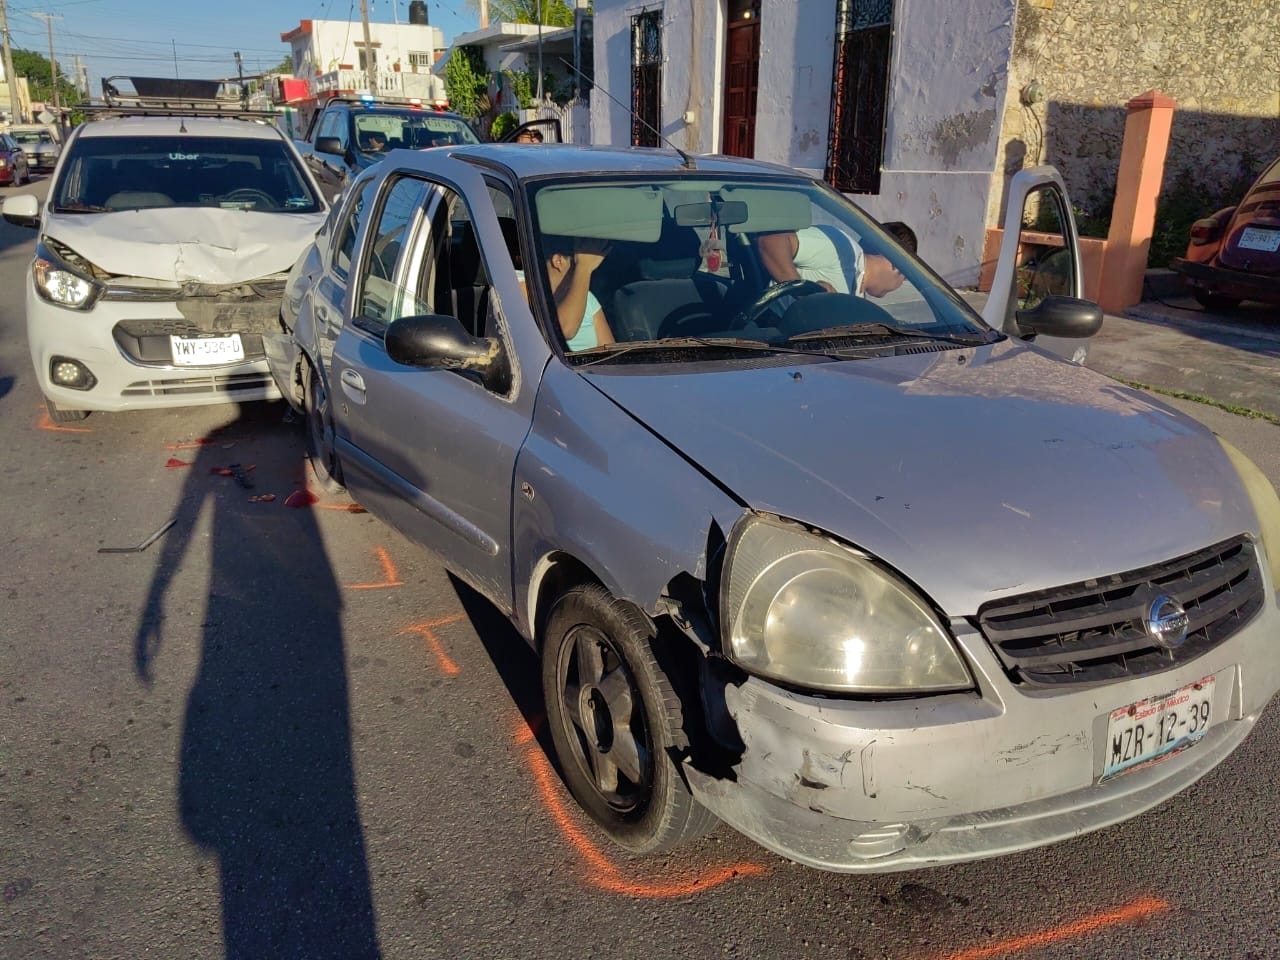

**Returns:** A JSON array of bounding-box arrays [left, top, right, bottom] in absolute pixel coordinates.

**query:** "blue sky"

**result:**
[[5, 0, 482, 93]]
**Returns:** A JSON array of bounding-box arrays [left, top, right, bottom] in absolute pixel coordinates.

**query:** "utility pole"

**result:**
[[536, 0, 543, 103], [0, 0, 22, 123], [358, 0, 375, 93], [31, 11, 61, 114], [234, 50, 245, 106]]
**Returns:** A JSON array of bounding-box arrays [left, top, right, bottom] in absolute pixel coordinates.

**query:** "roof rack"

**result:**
[[90, 75, 277, 120]]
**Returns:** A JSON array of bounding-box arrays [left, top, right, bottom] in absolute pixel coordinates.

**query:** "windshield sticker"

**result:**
[[422, 118, 462, 132], [169, 152, 200, 161]]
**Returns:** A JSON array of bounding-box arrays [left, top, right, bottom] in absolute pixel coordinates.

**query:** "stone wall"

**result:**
[[993, 0, 1280, 227]]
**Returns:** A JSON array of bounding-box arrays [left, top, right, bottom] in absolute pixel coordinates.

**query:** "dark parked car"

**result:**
[[0, 133, 31, 186], [1171, 154, 1280, 310]]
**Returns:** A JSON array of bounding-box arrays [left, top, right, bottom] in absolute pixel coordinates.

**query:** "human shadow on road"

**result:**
[[133, 402, 381, 960]]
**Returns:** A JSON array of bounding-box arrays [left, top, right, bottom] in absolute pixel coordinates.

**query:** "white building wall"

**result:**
[[288, 20, 445, 79], [591, 0, 1016, 284]]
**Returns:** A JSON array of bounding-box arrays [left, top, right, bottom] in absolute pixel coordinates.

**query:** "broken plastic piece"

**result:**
[[248, 493, 277, 503], [284, 489, 319, 508], [165, 457, 191, 469]]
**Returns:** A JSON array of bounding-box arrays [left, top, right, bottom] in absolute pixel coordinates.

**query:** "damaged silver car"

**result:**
[[267, 144, 1280, 873], [2, 106, 327, 421]]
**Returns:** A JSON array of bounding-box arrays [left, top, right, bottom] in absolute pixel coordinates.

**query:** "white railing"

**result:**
[[527, 96, 591, 145], [310, 68, 445, 104]]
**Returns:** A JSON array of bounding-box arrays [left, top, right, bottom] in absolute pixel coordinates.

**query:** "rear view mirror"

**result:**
[[673, 200, 748, 228]]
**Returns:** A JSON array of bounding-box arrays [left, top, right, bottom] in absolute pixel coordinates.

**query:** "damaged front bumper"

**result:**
[[684, 613, 1280, 873]]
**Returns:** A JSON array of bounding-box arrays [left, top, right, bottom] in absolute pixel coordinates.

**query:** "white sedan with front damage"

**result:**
[[2, 114, 327, 421]]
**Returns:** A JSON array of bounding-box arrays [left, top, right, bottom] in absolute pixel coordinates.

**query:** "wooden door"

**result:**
[[722, 0, 760, 158]]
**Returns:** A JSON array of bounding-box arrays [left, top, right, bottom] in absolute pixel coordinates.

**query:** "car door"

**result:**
[[327, 157, 546, 612], [983, 166, 1094, 364], [309, 108, 351, 200]]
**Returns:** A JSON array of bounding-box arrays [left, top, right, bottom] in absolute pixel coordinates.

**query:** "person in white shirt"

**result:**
[[757, 224, 905, 297]]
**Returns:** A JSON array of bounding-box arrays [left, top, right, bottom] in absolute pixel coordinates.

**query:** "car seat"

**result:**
[[610, 220, 731, 341]]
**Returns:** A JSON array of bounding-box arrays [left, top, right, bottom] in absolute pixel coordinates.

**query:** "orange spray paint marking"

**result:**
[[345, 545, 404, 590], [515, 715, 768, 897], [37, 408, 92, 433], [399, 615, 465, 675], [926, 895, 1170, 960]]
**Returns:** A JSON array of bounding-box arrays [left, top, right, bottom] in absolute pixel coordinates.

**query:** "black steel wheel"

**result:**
[[541, 583, 716, 855], [304, 361, 344, 493], [1192, 288, 1242, 312]]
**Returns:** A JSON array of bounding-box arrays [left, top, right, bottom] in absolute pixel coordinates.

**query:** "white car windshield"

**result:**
[[354, 111, 480, 153], [524, 175, 993, 360], [51, 135, 323, 213]]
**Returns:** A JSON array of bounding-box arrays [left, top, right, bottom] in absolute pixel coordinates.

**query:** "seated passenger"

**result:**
[[757, 224, 905, 298], [520, 236, 615, 351]]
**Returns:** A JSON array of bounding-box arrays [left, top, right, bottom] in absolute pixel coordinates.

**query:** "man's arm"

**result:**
[[757, 231, 802, 283]]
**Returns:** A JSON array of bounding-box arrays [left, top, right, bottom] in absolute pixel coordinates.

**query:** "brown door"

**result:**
[[722, 0, 761, 158]]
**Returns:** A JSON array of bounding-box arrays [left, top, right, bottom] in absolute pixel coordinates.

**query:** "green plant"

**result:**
[[505, 68, 536, 109], [489, 111, 518, 140], [444, 45, 489, 121]]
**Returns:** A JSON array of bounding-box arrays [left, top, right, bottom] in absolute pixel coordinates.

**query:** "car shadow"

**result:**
[[446, 574, 556, 758], [1124, 298, 1280, 357], [133, 402, 381, 960]]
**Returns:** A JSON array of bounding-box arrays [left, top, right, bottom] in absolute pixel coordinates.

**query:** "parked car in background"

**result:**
[[1, 99, 328, 422], [265, 144, 1280, 874], [0, 133, 31, 186], [1171, 153, 1280, 310], [8, 124, 61, 173], [295, 94, 561, 200]]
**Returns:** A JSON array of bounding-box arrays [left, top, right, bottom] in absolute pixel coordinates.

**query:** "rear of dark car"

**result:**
[[1172, 156, 1280, 307]]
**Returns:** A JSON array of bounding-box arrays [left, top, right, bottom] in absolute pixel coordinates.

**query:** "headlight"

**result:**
[[1218, 437, 1280, 592], [32, 242, 102, 310], [722, 516, 972, 694]]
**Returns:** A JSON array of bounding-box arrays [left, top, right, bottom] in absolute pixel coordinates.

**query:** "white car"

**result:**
[[2, 113, 328, 421]]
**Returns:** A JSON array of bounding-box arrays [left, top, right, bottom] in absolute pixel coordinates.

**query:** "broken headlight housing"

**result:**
[[721, 515, 972, 695], [32, 240, 103, 310]]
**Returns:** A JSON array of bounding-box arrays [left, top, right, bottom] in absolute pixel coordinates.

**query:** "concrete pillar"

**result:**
[[1099, 90, 1176, 314]]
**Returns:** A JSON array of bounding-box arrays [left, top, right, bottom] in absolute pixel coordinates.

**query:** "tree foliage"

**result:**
[[444, 45, 489, 121], [465, 0, 580, 27], [12, 49, 82, 106]]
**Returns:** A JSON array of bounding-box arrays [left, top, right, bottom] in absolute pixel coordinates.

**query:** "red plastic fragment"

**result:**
[[284, 490, 320, 508], [165, 457, 191, 469]]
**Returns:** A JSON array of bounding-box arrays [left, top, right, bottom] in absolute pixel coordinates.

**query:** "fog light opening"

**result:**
[[847, 822, 919, 860], [50, 357, 97, 391]]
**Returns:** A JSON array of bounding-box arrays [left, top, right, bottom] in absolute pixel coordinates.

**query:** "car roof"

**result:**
[[74, 116, 287, 140], [437, 143, 807, 181]]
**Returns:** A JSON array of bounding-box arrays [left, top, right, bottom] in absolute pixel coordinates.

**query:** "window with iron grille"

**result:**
[[826, 0, 894, 194], [408, 51, 433, 69], [631, 10, 662, 147]]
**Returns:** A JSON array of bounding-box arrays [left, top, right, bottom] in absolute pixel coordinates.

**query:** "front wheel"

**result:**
[[45, 397, 89, 422], [541, 583, 716, 855], [303, 361, 344, 493]]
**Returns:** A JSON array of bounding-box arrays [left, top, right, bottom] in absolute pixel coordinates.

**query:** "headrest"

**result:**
[[637, 219, 701, 280]]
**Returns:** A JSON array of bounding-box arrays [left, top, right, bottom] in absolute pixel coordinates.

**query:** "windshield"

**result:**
[[51, 135, 323, 213], [12, 131, 54, 146], [354, 111, 480, 153], [523, 175, 994, 362]]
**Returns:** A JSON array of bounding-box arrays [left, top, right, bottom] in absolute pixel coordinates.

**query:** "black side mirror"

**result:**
[[385, 314, 511, 393], [1014, 295, 1104, 340], [315, 136, 344, 157]]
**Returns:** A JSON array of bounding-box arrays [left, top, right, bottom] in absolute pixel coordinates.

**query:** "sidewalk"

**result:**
[[1090, 296, 1280, 421]]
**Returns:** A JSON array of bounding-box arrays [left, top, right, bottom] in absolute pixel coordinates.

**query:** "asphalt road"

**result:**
[[2, 178, 1279, 960]]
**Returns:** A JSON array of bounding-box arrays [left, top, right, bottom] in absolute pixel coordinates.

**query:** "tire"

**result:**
[[303, 360, 344, 493], [1192, 288, 1242, 312], [541, 582, 717, 855], [44, 397, 89, 422]]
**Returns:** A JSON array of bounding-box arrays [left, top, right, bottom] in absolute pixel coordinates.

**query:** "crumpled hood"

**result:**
[[584, 342, 1259, 614], [45, 207, 325, 284]]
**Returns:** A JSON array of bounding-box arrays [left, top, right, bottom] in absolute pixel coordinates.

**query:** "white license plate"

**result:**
[[170, 334, 245, 366], [1102, 675, 1215, 780], [1238, 227, 1280, 252]]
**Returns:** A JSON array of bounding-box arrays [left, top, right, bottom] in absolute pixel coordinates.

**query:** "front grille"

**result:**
[[976, 536, 1263, 688], [112, 317, 271, 365], [121, 371, 274, 397]]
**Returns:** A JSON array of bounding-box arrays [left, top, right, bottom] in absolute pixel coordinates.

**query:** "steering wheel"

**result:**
[[737, 279, 827, 326], [223, 188, 276, 208]]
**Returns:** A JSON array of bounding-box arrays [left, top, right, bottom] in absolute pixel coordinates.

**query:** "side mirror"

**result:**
[[315, 136, 345, 157], [385, 314, 511, 393], [1014, 295, 1104, 340], [2, 193, 40, 228]]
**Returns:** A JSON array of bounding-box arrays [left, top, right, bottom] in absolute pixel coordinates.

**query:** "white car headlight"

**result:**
[[722, 516, 972, 694], [1218, 437, 1280, 592], [32, 244, 102, 310]]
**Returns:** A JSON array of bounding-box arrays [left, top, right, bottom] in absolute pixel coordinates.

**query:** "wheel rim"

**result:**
[[555, 624, 652, 814]]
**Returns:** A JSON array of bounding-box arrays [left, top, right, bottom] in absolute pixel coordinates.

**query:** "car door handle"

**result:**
[[339, 367, 367, 402]]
